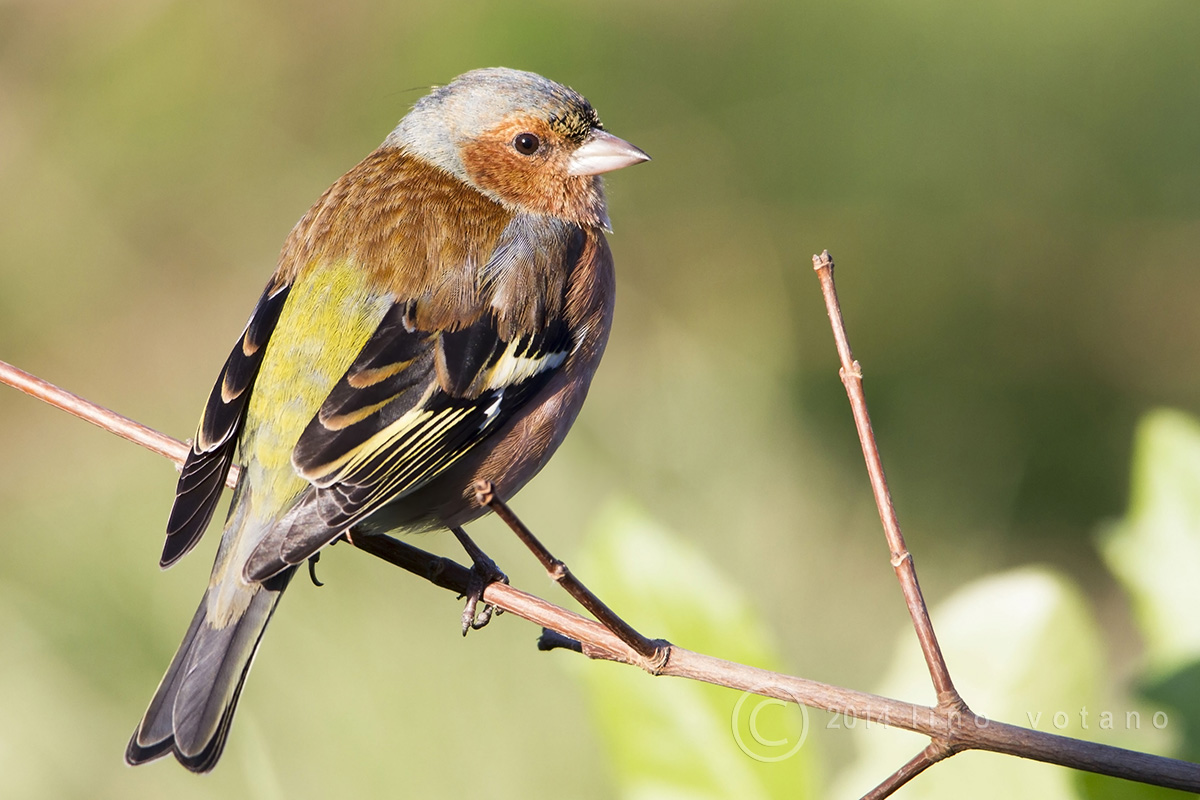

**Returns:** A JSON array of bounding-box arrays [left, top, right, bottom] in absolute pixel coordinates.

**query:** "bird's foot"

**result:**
[[452, 527, 507, 635], [460, 554, 508, 634]]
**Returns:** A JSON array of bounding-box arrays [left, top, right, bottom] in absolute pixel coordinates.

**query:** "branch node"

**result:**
[[937, 691, 971, 717], [642, 640, 673, 675], [927, 736, 966, 762]]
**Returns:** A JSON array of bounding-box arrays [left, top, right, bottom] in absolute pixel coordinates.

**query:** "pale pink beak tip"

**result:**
[[567, 129, 651, 176]]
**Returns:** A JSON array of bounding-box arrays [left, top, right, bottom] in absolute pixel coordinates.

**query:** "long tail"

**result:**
[[125, 568, 294, 772]]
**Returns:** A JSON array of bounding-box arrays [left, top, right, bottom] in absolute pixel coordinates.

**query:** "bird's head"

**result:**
[[386, 67, 649, 229]]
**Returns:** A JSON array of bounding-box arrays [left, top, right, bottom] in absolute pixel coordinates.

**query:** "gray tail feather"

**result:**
[[125, 568, 294, 772]]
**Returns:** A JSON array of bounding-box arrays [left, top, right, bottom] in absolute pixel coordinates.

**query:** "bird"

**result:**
[[125, 67, 648, 773]]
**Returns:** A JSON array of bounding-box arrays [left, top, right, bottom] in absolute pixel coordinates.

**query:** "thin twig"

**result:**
[[0, 359, 193, 470], [3, 357, 1200, 793], [861, 741, 959, 800], [812, 251, 964, 712], [812, 249, 965, 797], [473, 479, 669, 669]]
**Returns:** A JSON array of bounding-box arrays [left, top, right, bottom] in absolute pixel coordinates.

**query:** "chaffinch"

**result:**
[[126, 67, 648, 772]]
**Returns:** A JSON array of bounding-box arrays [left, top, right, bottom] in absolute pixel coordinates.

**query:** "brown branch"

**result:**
[[0, 359, 195, 472], [473, 479, 669, 669], [812, 250, 963, 715], [813, 249, 967, 797], [861, 742, 959, 800], [3, 356, 1199, 794]]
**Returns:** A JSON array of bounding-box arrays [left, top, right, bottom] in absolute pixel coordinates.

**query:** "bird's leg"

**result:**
[[450, 526, 508, 635]]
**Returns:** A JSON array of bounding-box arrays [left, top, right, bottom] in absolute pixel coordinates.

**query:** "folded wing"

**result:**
[[243, 301, 573, 581], [160, 280, 291, 568]]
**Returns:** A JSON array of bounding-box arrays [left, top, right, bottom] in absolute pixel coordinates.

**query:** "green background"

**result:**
[[2, 0, 1198, 796]]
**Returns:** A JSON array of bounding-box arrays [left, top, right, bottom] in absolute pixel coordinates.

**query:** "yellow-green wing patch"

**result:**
[[243, 308, 572, 580]]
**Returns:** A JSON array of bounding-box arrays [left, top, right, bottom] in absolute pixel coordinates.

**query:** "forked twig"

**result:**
[[812, 250, 969, 796], [473, 479, 670, 670], [3, 291, 1199, 796]]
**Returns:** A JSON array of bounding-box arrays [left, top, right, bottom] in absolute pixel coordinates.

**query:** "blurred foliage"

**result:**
[[1100, 411, 1200, 679], [575, 501, 816, 799], [2, 0, 1199, 797], [1099, 410, 1200, 767]]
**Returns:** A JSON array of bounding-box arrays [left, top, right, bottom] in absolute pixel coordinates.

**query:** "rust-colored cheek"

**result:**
[[461, 143, 601, 226], [462, 144, 543, 206]]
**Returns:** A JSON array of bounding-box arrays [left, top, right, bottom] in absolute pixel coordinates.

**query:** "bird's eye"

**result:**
[[512, 133, 541, 155]]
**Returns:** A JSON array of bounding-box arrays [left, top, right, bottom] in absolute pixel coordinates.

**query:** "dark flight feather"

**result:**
[[159, 282, 291, 567]]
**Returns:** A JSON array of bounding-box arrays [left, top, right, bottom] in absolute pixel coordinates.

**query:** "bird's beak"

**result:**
[[567, 129, 651, 176]]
